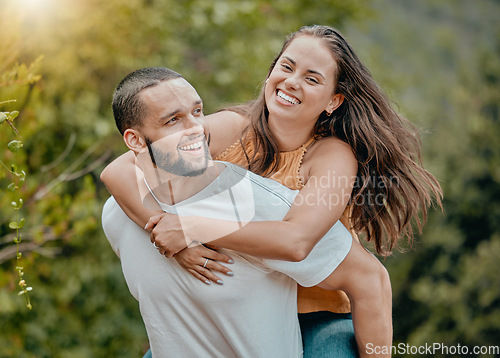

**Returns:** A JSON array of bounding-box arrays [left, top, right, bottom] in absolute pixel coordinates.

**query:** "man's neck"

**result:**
[[143, 161, 223, 206]]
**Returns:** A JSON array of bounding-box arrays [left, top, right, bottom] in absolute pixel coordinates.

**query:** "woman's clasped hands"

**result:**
[[145, 212, 235, 285], [145, 212, 194, 257]]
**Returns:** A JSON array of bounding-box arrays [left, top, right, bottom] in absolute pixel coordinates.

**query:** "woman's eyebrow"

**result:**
[[282, 56, 325, 79], [283, 56, 296, 66]]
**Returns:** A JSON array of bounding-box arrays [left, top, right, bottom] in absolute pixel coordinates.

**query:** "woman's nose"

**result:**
[[284, 75, 300, 89]]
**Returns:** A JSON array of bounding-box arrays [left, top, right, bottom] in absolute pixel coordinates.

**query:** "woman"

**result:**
[[102, 25, 442, 357]]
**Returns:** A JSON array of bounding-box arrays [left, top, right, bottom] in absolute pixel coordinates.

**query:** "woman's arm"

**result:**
[[101, 151, 235, 284], [100, 151, 162, 227], [100, 110, 246, 284], [205, 110, 248, 157], [149, 138, 358, 261]]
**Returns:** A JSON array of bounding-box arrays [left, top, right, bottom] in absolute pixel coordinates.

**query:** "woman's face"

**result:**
[[265, 35, 341, 127]]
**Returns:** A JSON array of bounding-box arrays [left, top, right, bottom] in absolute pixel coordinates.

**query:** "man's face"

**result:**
[[138, 78, 210, 177]]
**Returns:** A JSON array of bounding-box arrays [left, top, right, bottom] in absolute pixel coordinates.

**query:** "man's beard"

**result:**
[[145, 136, 210, 177]]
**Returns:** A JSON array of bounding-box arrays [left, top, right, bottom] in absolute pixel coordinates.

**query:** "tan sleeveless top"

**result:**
[[216, 135, 352, 313]]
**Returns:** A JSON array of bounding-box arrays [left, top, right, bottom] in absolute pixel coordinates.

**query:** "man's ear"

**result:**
[[123, 128, 147, 154], [326, 93, 344, 114]]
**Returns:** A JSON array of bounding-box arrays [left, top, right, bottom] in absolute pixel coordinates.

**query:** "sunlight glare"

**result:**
[[18, 0, 46, 10]]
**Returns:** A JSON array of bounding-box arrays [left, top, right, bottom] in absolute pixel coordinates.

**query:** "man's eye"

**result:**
[[166, 117, 179, 125], [193, 108, 202, 115]]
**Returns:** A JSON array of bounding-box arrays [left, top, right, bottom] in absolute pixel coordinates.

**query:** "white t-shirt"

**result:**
[[102, 161, 352, 358]]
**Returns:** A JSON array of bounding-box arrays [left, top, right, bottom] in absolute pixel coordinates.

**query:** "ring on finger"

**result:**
[[203, 258, 209, 268], [152, 241, 160, 249]]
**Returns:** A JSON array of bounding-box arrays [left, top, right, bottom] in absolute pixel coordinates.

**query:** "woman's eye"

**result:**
[[307, 77, 319, 84], [281, 64, 292, 71]]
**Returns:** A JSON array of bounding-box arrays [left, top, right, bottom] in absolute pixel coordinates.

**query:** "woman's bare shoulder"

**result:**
[[302, 136, 357, 177], [206, 110, 249, 157], [309, 136, 355, 160]]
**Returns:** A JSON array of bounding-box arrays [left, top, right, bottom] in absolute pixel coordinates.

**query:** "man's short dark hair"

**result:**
[[112, 67, 183, 134]]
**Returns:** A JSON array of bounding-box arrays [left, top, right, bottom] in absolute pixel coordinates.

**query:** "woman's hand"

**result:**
[[147, 212, 250, 258], [147, 212, 192, 257], [174, 244, 234, 285]]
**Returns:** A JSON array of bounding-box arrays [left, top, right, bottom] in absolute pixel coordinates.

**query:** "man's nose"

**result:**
[[183, 114, 204, 135]]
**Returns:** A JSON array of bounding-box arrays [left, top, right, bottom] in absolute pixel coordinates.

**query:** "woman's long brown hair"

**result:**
[[228, 25, 442, 256]]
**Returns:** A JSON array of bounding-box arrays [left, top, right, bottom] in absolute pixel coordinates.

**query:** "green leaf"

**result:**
[[8, 111, 19, 120], [9, 219, 24, 229], [7, 140, 23, 152], [11, 199, 23, 209], [0, 112, 7, 124]]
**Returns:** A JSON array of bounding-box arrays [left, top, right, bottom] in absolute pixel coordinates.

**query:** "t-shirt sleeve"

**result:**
[[262, 221, 352, 287], [102, 196, 133, 258]]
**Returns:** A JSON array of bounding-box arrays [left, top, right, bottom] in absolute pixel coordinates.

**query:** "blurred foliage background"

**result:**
[[0, 0, 499, 357]]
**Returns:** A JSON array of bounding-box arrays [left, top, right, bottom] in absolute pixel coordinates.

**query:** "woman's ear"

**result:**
[[123, 129, 147, 154], [326, 93, 345, 114]]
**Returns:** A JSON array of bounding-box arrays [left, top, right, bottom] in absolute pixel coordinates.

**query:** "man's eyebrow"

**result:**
[[160, 109, 181, 121], [160, 100, 203, 122], [282, 56, 325, 80]]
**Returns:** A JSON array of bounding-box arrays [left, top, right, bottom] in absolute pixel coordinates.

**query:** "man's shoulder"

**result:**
[[102, 196, 119, 222], [102, 196, 138, 237]]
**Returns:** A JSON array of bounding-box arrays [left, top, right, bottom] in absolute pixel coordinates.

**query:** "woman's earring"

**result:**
[[326, 110, 332, 116]]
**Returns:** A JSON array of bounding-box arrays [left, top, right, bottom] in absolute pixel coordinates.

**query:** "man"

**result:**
[[102, 67, 387, 357]]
